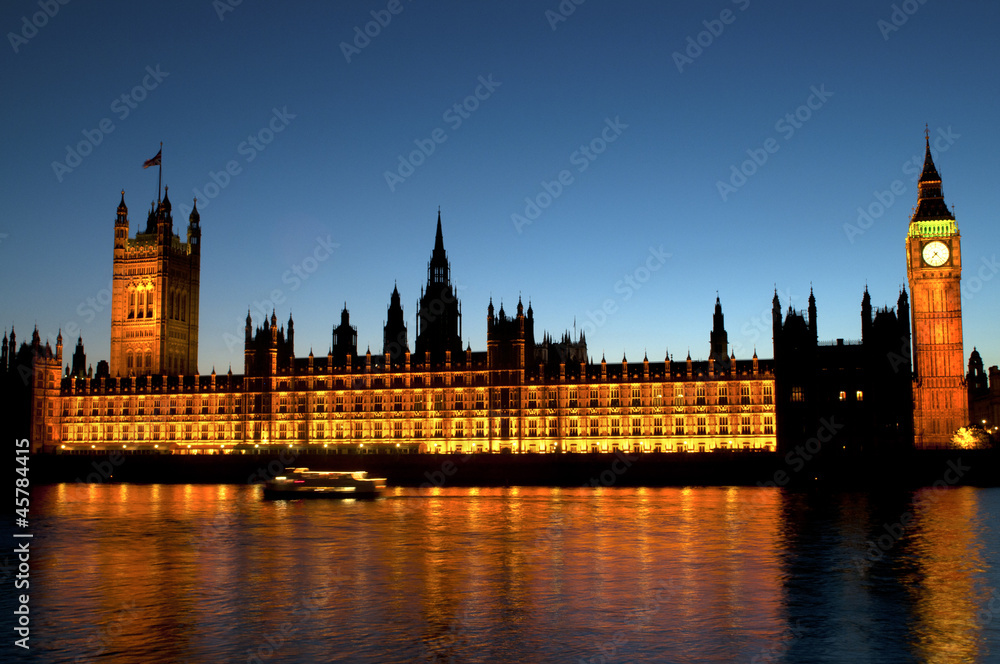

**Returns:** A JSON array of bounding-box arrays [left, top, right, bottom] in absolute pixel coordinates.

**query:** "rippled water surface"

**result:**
[[13, 484, 1000, 662]]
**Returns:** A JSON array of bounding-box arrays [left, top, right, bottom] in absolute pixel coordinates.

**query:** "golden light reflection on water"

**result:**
[[909, 487, 988, 663], [27, 483, 1000, 662]]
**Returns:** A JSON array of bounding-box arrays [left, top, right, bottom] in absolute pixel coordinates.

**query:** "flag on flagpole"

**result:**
[[143, 149, 162, 169]]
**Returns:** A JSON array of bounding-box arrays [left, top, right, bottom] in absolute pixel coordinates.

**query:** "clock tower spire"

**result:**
[[906, 131, 967, 448]]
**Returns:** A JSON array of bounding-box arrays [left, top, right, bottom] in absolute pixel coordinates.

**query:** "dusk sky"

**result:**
[[2, 0, 997, 374]]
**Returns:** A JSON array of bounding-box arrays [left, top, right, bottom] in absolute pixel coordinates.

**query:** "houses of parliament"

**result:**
[[5, 137, 998, 456]]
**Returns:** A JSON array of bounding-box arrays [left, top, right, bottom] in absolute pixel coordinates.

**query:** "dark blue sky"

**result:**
[[2, 0, 998, 373]]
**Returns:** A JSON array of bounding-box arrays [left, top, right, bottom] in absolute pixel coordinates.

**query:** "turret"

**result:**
[[771, 289, 782, 353], [70, 335, 86, 378], [187, 198, 201, 254], [114, 190, 129, 251], [967, 348, 988, 395], [807, 287, 817, 343], [156, 187, 174, 245], [332, 304, 358, 365], [710, 295, 728, 367], [861, 287, 872, 342], [382, 284, 408, 362], [897, 288, 910, 341]]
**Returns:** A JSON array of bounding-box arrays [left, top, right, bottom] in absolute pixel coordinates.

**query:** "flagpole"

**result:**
[[158, 141, 163, 203]]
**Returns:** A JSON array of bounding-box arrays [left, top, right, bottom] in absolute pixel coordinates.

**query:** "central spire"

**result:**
[[416, 209, 462, 361], [429, 209, 449, 285], [912, 129, 953, 222], [433, 208, 445, 254]]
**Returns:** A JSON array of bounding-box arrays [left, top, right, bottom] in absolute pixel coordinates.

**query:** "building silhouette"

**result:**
[[414, 211, 463, 363], [772, 287, 913, 453], [967, 349, 1000, 442]]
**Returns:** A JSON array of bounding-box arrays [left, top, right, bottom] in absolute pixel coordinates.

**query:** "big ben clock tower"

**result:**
[[906, 131, 968, 448]]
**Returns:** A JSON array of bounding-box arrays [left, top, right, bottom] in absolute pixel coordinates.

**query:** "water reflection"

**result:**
[[24, 484, 1000, 663]]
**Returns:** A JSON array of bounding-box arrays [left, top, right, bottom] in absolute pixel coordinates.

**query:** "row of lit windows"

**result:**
[[791, 388, 865, 403], [60, 383, 775, 415], [63, 414, 775, 443], [259, 374, 772, 392]]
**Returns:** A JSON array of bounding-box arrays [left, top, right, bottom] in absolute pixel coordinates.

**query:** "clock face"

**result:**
[[922, 240, 949, 267]]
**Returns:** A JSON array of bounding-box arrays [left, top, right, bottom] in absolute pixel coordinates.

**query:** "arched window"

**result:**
[[128, 291, 136, 318], [126, 352, 133, 370], [137, 290, 145, 318]]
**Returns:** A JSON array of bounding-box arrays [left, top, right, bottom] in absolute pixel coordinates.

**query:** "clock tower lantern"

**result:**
[[906, 131, 968, 448]]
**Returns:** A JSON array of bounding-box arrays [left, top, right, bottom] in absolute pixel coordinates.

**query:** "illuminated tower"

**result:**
[[906, 133, 967, 448], [109, 189, 201, 376]]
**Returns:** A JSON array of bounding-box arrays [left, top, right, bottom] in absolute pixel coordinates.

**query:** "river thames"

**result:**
[[12, 483, 1000, 663]]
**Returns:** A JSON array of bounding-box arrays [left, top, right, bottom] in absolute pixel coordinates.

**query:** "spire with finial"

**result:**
[[117, 190, 128, 217], [434, 208, 444, 253], [911, 126, 953, 222]]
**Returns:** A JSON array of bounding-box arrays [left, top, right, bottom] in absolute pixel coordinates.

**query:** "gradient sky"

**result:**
[[2, 0, 998, 375]]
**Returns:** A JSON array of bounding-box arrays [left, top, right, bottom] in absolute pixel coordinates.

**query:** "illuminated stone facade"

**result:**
[[43, 348, 776, 456], [109, 189, 201, 378], [906, 136, 968, 448], [32, 205, 776, 454]]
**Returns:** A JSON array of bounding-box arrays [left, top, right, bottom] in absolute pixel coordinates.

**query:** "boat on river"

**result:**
[[263, 468, 386, 499]]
